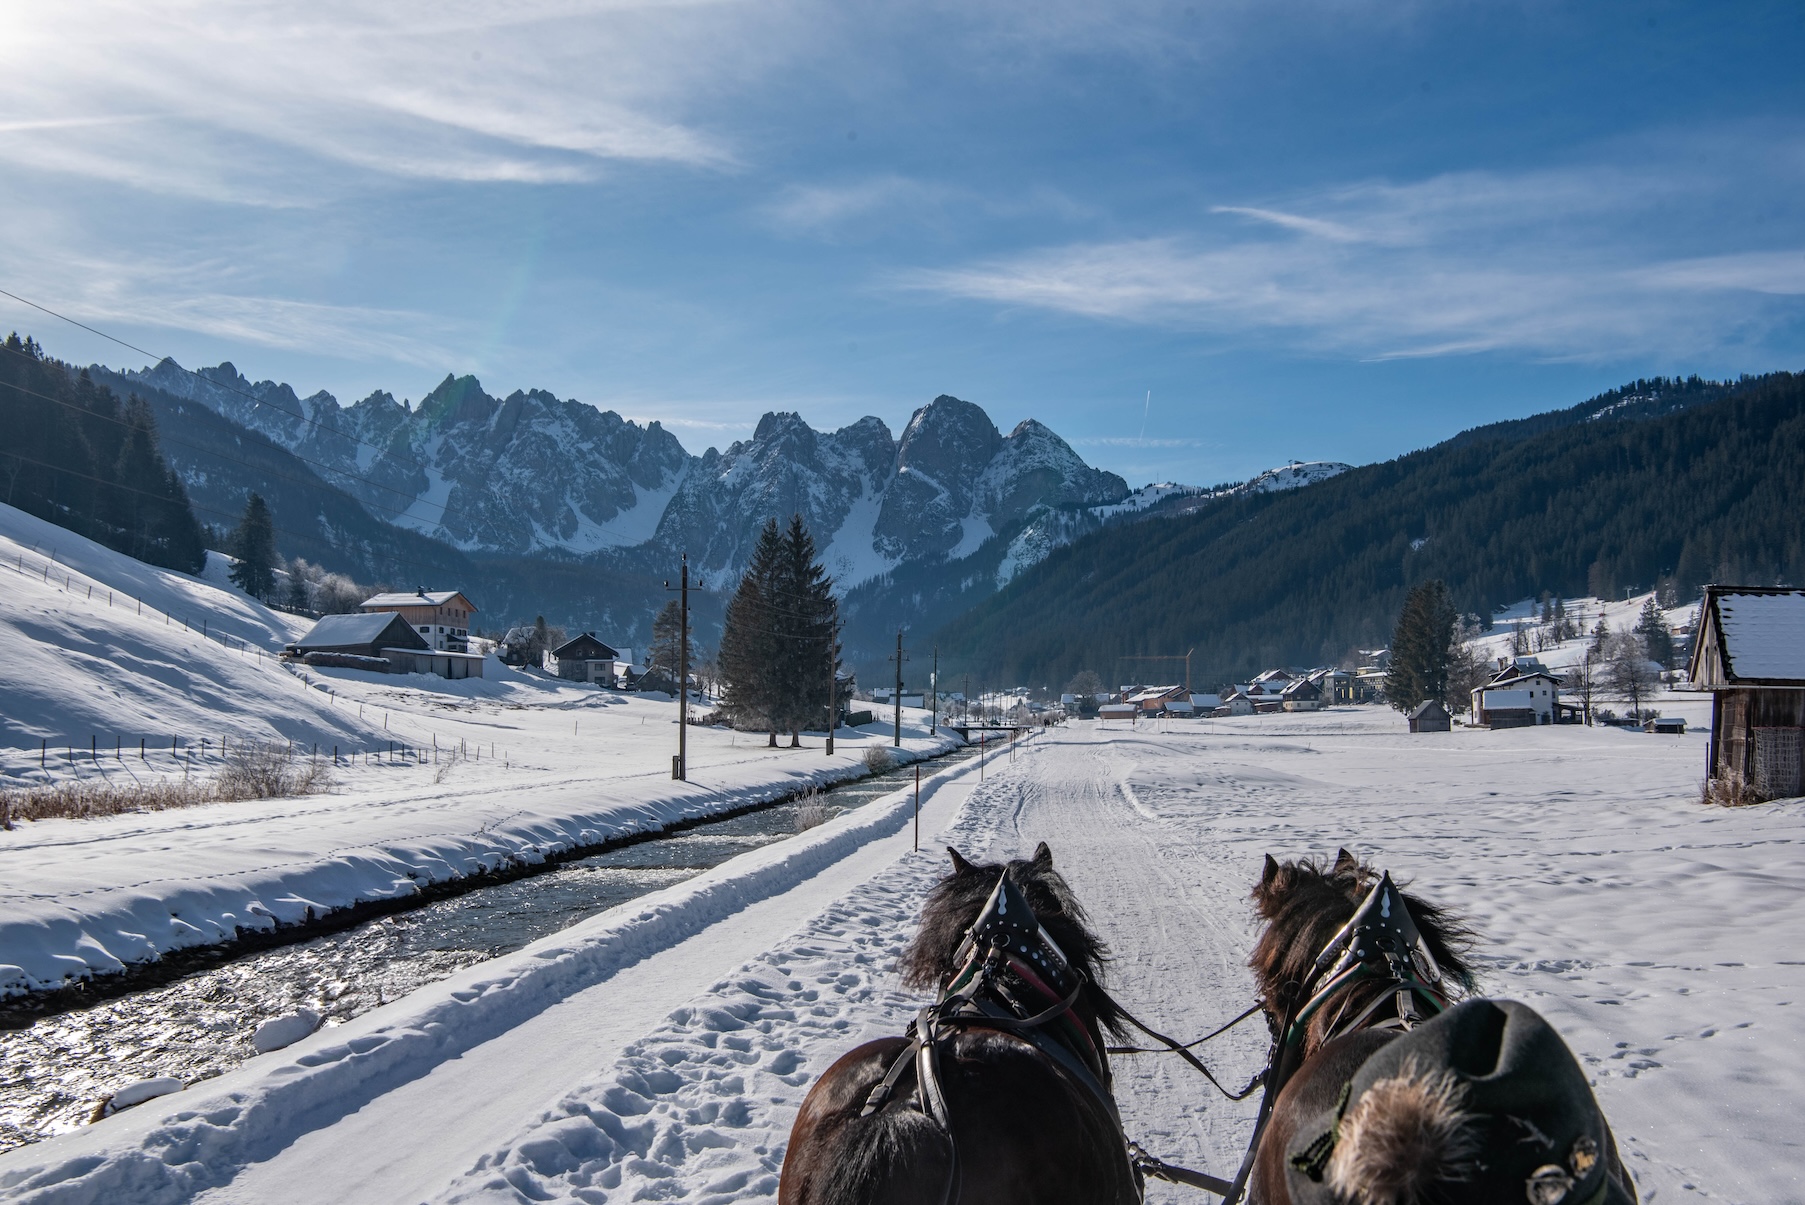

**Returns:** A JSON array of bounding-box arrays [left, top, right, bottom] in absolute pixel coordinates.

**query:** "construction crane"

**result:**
[[1116, 648, 1197, 695]]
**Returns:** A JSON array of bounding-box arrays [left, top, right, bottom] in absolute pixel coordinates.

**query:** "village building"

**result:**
[[1690, 585, 1805, 800], [1407, 698, 1452, 733], [1124, 684, 1188, 713], [1097, 702, 1139, 722], [1280, 677, 1325, 711], [548, 633, 626, 685], [286, 612, 484, 678], [359, 589, 479, 653], [1212, 690, 1255, 717], [1470, 661, 1564, 728]]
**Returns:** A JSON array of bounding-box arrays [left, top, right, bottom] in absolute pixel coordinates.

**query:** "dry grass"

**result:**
[[0, 744, 334, 825], [791, 787, 837, 833], [862, 745, 894, 773], [1701, 776, 1766, 808]]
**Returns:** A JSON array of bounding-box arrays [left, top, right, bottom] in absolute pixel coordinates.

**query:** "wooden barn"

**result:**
[[1690, 585, 1805, 800], [287, 612, 485, 678], [1407, 698, 1451, 733]]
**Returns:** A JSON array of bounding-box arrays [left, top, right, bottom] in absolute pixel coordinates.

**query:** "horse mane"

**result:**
[[1249, 851, 1476, 1041], [898, 843, 1128, 1038]]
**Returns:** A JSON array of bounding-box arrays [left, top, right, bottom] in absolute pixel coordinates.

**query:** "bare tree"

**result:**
[[1606, 631, 1660, 720]]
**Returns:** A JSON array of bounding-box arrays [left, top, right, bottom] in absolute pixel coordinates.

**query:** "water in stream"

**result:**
[[0, 747, 979, 1152]]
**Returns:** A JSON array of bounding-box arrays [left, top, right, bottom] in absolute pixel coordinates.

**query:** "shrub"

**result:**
[[791, 788, 837, 832], [1, 744, 334, 822], [862, 746, 893, 773], [1701, 776, 1764, 808]]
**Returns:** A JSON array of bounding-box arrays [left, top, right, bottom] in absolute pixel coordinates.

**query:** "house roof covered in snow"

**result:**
[[291, 612, 429, 653], [552, 632, 621, 661], [360, 590, 478, 612], [1690, 586, 1805, 687]]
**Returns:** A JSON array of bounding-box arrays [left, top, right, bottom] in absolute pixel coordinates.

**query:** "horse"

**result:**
[[1243, 850, 1639, 1205], [778, 842, 1142, 1205]]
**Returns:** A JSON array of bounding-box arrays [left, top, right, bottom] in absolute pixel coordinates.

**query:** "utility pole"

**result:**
[[930, 646, 938, 736], [826, 634, 838, 756], [666, 553, 689, 781], [890, 629, 908, 747]]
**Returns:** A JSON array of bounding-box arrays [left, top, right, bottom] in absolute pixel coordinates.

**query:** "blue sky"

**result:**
[[2, 0, 1802, 486]]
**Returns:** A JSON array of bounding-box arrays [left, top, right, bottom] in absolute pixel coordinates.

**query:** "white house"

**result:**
[[1471, 669, 1563, 727]]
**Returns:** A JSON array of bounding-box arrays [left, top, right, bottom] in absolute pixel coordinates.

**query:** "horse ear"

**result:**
[[1032, 841, 1053, 867], [1333, 848, 1359, 877], [1261, 854, 1280, 889], [947, 847, 975, 874]]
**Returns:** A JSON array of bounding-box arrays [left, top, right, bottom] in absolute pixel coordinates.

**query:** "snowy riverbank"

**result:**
[[0, 500, 960, 1001]]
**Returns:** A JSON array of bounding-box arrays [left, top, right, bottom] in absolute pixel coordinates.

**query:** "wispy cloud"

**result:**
[[902, 150, 1805, 361], [0, 0, 761, 201], [760, 176, 956, 235]]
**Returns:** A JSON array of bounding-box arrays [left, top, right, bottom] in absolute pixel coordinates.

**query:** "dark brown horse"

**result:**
[[779, 843, 1141, 1205], [1244, 851, 1638, 1205]]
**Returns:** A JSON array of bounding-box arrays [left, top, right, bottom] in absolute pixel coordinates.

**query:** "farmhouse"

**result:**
[[359, 589, 479, 653], [1470, 661, 1563, 727], [549, 633, 625, 685], [1690, 585, 1805, 800], [287, 612, 484, 678]]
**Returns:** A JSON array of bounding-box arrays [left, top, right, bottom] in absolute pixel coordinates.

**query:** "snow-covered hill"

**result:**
[[0, 502, 389, 775]]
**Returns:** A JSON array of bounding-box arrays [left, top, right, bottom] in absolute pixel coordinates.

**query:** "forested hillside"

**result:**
[[934, 372, 1805, 690], [0, 334, 206, 573]]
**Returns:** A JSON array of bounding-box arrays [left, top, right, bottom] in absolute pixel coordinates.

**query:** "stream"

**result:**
[[0, 744, 980, 1153]]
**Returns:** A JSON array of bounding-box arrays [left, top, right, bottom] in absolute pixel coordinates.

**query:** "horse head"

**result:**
[[1249, 849, 1476, 1056], [898, 842, 1127, 1040]]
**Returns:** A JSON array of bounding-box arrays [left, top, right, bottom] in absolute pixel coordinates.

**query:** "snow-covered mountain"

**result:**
[[121, 360, 692, 555], [117, 363, 1130, 591]]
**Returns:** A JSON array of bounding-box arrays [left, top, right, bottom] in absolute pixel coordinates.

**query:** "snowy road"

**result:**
[[6, 711, 1800, 1204]]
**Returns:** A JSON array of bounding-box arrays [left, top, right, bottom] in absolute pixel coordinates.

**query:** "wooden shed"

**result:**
[[1407, 698, 1451, 733], [1689, 585, 1805, 799]]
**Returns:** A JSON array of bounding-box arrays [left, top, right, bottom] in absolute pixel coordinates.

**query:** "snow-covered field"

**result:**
[[0, 501, 958, 999], [3, 707, 1797, 1204]]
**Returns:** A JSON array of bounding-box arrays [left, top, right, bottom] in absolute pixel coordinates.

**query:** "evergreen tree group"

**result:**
[[1384, 580, 1456, 713], [718, 515, 840, 746], [0, 333, 206, 572]]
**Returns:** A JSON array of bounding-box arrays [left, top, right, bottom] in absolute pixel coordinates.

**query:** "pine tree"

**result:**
[[227, 492, 278, 598], [772, 514, 838, 746], [1634, 596, 1675, 669], [1384, 580, 1456, 713], [720, 518, 786, 743]]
